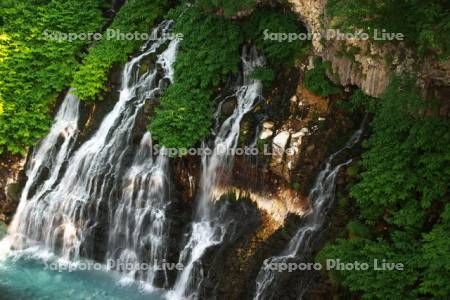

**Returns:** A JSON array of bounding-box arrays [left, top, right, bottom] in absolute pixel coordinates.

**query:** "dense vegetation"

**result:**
[[196, 0, 258, 17], [0, 0, 307, 152], [149, 2, 307, 149], [148, 4, 243, 149], [1, 1, 449, 299], [243, 7, 309, 68], [0, 0, 169, 153], [327, 0, 450, 58], [0, 0, 105, 154], [318, 78, 450, 299], [72, 0, 168, 100], [304, 58, 341, 97]]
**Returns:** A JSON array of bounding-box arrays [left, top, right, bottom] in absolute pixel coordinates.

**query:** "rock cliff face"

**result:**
[[0, 155, 26, 224], [288, 0, 450, 97]]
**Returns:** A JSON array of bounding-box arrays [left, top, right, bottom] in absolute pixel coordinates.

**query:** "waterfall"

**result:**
[[3, 21, 179, 288], [168, 46, 265, 300], [107, 132, 171, 287], [253, 119, 366, 300], [7, 91, 80, 244]]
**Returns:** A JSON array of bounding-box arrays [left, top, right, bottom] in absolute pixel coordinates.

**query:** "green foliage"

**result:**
[[196, 0, 258, 17], [256, 138, 269, 153], [318, 77, 450, 299], [0, 0, 311, 153], [345, 161, 360, 178], [250, 66, 276, 85], [339, 89, 377, 113], [419, 205, 450, 297], [336, 192, 349, 211], [72, 0, 168, 100], [0, 0, 105, 154], [353, 77, 450, 227], [168, 5, 242, 88], [244, 8, 308, 67], [149, 5, 243, 149], [327, 0, 450, 58], [317, 237, 420, 299], [292, 182, 301, 191], [304, 58, 341, 97], [346, 221, 370, 239], [150, 84, 213, 150]]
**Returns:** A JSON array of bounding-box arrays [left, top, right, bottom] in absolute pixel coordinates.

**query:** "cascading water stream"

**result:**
[[4, 92, 80, 252], [0, 16, 366, 299], [107, 132, 171, 287], [168, 46, 265, 300], [253, 119, 366, 300], [2, 21, 179, 290]]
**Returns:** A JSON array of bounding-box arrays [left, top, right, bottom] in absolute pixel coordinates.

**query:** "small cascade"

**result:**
[[253, 120, 366, 300], [107, 132, 170, 287], [4, 20, 179, 291], [8, 92, 80, 243], [168, 46, 265, 300]]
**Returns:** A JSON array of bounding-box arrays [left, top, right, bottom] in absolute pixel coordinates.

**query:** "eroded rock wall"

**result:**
[[288, 0, 450, 97], [0, 154, 26, 224]]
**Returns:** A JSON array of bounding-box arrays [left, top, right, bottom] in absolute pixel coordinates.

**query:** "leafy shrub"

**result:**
[[292, 182, 301, 191], [351, 89, 377, 111], [244, 8, 309, 67], [353, 77, 450, 227], [250, 66, 276, 85], [327, 0, 450, 59], [317, 237, 419, 299], [72, 0, 168, 100], [0, 0, 105, 154], [149, 4, 243, 149], [339, 89, 377, 113], [346, 221, 370, 239], [318, 77, 450, 299], [150, 84, 213, 150], [196, 0, 258, 17], [345, 165, 358, 178], [304, 58, 341, 97]]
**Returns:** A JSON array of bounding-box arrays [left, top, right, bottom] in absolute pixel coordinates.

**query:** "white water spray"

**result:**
[[1, 92, 80, 258], [3, 22, 179, 291], [107, 132, 171, 287], [254, 119, 366, 300], [168, 46, 265, 300]]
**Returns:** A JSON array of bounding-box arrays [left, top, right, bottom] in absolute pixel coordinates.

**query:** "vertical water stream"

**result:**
[[254, 120, 366, 299], [169, 46, 265, 299], [4, 21, 179, 289]]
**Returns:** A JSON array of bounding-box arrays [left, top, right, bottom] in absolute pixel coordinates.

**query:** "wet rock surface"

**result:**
[[289, 0, 450, 97], [0, 25, 374, 300], [0, 154, 26, 223]]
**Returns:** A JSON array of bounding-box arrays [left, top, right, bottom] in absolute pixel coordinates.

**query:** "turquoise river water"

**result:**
[[0, 250, 164, 300]]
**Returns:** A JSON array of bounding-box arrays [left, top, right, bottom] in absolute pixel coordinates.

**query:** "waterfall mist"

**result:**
[[168, 46, 265, 300], [3, 21, 179, 290]]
